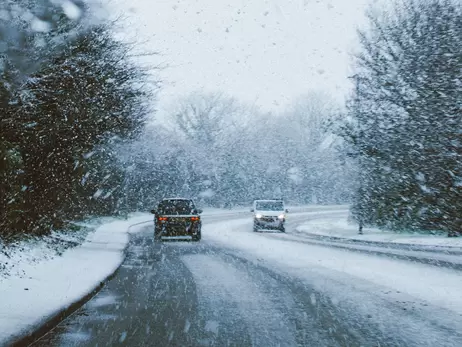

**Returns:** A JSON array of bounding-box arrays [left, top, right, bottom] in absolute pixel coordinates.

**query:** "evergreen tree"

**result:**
[[343, 0, 462, 234]]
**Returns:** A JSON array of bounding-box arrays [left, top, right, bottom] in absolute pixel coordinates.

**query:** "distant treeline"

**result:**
[[120, 91, 354, 211]]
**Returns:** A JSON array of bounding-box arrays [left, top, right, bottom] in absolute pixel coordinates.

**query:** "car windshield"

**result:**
[[256, 201, 284, 211], [157, 200, 195, 215]]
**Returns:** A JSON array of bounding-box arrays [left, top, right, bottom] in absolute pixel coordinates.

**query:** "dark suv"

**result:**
[[151, 198, 202, 241]]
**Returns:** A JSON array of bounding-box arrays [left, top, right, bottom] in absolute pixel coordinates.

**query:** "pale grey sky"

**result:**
[[113, 0, 369, 116]]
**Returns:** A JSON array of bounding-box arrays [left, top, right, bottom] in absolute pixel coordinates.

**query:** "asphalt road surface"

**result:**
[[31, 212, 462, 347]]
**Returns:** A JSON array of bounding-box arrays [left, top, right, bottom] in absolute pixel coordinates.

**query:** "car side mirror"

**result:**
[[250, 209, 254, 212], [150, 209, 156, 214], [285, 209, 289, 213], [197, 209, 203, 214]]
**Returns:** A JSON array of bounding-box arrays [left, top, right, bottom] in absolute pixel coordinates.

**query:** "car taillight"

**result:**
[[191, 217, 200, 221], [158, 217, 168, 221]]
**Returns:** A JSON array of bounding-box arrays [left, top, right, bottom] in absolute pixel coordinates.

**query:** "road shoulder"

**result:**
[[1, 214, 152, 346]]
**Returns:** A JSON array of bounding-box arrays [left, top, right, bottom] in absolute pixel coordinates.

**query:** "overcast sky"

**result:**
[[112, 0, 369, 117]]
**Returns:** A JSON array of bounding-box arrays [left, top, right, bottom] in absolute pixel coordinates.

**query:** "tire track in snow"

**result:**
[[182, 254, 298, 347]]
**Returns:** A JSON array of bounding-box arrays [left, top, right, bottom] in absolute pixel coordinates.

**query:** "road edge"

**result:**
[[7, 221, 152, 347], [9, 268, 122, 347], [295, 227, 462, 254]]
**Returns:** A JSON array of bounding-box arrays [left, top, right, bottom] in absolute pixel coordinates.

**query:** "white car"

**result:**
[[251, 199, 288, 232]]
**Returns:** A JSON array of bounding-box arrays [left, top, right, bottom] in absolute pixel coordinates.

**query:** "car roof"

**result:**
[[254, 199, 284, 202], [162, 197, 193, 201]]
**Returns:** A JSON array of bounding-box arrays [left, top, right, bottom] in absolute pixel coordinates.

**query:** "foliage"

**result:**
[[1, 4, 157, 237], [342, 0, 462, 234], [123, 91, 352, 209]]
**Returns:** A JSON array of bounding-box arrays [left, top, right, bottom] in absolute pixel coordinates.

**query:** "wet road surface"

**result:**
[[31, 213, 462, 347]]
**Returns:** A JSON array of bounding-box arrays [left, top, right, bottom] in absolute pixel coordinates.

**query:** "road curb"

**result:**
[[293, 228, 462, 270], [296, 229, 462, 255], [9, 270, 121, 347], [8, 220, 153, 347]]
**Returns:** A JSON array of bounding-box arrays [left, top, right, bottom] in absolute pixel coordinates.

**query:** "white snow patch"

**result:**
[[420, 184, 432, 193], [83, 151, 95, 159], [287, 167, 303, 185], [30, 18, 51, 33], [0, 214, 152, 345], [318, 133, 335, 151], [198, 188, 215, 198], [88, 293, 119, 309], [102, 190, 114, 199], [415, 172, 425, 182], [296, 211, 462, 248], [25, 122, 38, 128], [80, 172, 90, 185], [61, 0, 83, 20], [93, 188, 103, 199]]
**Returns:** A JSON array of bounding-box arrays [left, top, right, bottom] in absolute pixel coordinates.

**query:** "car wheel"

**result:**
[[253, 222, 259, 232], [280, 225, 285, 233], [192, 234, 201, 242]]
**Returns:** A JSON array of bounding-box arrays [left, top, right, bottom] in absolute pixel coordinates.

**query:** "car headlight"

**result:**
[[278, 214, 285, 220], [255, 214, 263, 219]]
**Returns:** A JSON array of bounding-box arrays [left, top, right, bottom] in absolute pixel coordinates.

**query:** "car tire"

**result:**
[[192, 233, 201, 242], [280, 225, 285, 233], [253, 222, 259, 232]]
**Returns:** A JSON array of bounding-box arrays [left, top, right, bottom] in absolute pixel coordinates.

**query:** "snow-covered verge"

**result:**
[[1, 226, 90, 280], [0, 213, 152, 345], [296, 210, 462, 248]]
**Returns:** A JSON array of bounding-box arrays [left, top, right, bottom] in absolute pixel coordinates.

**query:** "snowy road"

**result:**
[[31, 210, 462, 347]]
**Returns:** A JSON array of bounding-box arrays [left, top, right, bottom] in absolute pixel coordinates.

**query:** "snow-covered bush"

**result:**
[[1, 3, 159, 237]]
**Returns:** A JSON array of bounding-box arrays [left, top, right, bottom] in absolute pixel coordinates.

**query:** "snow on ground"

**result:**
[[296, 210, 462, 248], [0, 217, 117, 279], [203, 217, 462, 318], [0, 213, 153, 345], [3, 205, 458, 344]]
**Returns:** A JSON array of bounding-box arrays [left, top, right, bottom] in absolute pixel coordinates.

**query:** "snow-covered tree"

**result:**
[[1, 0, 92, 236], [343, 0, 462, 234], [264, 92, 352, 204], [124, 91, 351, 210], [167, 92, 254, 206], [170, 92, 246, 145], [1, 20, 158, 236]]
